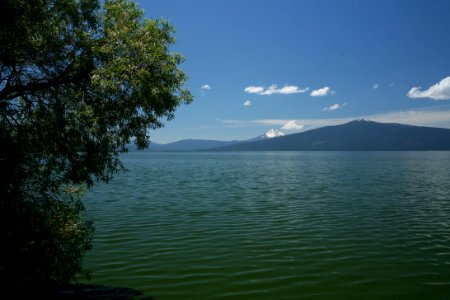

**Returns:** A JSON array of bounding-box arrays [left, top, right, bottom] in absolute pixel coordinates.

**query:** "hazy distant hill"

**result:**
[[211, 120, 450, 151], [146, 129, 284, 151], [147, 139, 239, 151]]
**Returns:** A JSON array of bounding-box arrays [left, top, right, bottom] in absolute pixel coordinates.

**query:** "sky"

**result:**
[[136, 0, 450, 143]]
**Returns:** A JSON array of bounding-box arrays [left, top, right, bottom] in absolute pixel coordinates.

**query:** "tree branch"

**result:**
[[0, 64, 91, 102]]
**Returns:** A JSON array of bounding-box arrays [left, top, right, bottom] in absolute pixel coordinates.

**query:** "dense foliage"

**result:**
[[0, 0, 191, 292]]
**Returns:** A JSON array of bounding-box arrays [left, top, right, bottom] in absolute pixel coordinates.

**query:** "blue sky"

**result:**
[[137, 0, 450, 143]]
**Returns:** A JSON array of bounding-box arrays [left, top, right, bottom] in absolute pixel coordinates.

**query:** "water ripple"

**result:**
[[82, 152, 450, 299]]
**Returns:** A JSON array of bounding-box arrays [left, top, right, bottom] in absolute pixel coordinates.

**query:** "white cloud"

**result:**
[[323, 102, 347, 112], [259, 85, 279, 95], [221, 106, 450, 130], [277, 85, 309, 94], [310, 86, 331, 97], [244, 86, 264, 94], [222, 118, 346, 128], [281, 120, 304, 130], [201, 84, 211, 91], [368, 107, 450, 126], [244, 100, 251, 106], [372, 84, 379, 90], [407, 76, 450, 100], [244, 84, 309, 95]]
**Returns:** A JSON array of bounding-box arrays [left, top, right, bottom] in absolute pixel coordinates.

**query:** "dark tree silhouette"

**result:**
[[0, 0, 191, 293]]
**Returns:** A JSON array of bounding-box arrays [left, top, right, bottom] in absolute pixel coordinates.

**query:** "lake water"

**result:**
[[81, 151, 450, 299]]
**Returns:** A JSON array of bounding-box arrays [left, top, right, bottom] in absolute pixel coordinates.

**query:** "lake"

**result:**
[[81, 151, 450, 299]]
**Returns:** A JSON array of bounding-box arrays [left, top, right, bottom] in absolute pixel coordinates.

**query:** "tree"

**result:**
[[0, 0, 192, 292]]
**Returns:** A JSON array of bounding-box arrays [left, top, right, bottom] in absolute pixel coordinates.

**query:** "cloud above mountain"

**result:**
[[221, 106, 450, 130], [408, 76, 450, 100], [281, 120, 304, 130]]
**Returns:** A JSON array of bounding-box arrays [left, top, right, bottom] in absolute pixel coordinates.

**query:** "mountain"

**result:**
[[264, 129, 285, 138], [146, 129, 285, 151], [261, 129, 284, 139], [247, 129, 285, 142], [147, 139, 239, 151], [211, 120, 450, 151]]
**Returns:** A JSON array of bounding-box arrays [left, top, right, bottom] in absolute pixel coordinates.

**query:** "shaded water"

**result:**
[[82, 152, 450, 299]]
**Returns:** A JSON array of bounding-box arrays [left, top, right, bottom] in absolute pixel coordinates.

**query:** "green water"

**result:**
[[82, 151, 450, 299]]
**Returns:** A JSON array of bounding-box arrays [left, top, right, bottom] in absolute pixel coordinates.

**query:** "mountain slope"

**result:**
[[247, 129, 285, 142], [147, 129, 284, 151], [264, 129, 285, 138], [148, 139, 239, 151], [212, 120, 450, 151]]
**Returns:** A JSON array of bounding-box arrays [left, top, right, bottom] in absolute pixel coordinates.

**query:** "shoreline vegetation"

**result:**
[[52, 284, 155, 300], [1, 0, 191, 294]]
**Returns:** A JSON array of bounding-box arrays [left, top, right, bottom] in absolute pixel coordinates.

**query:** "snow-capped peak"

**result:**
[[264, 129, 285, 138]]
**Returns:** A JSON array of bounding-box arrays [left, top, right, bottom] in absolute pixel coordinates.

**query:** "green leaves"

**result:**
[[1, 0, 192, 289], [1, 0, 192, 187]]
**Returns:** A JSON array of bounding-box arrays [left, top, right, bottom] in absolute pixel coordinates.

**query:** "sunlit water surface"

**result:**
[[81, 152, 450, 299]]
